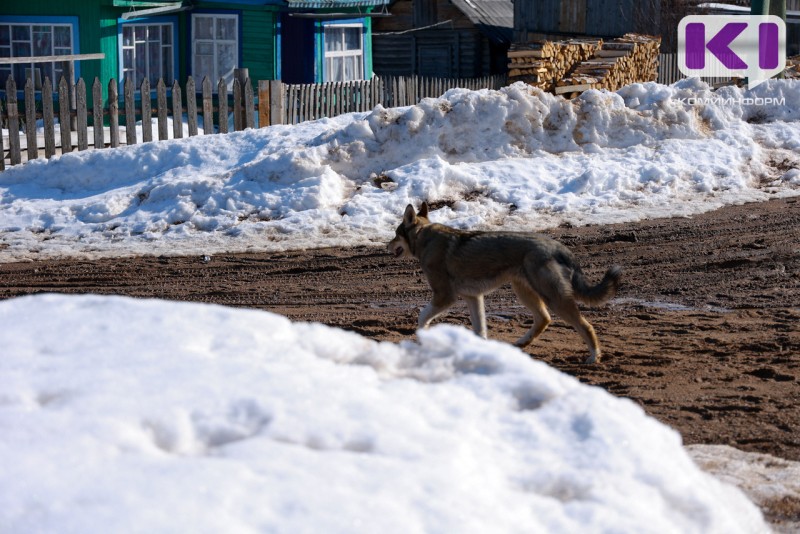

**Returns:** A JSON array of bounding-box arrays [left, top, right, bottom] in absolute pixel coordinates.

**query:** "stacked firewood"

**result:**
[[507, 39, 603, 92], [555, 34, 661, 96], [786, 56, 800, 79]]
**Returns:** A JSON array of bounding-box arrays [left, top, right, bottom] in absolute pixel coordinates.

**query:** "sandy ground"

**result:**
[[1, 197, 799, 525]]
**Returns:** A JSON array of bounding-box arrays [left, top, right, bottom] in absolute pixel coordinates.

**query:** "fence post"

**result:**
[[6, 78, 21, 165], [25, 77, 37, 162], [234, 68, 249, 129], [157, 79, 168, 141], [233, 78, 243, 131], [124, 77, 136, 146], [218, 78, 229, 134], [63, 60, 77, 131], [108, 79, 120, 148], [202, 77, 213, 133], [92, 78, 104, 148], [186, 76, 198, 136], [42, 77, 56, 159], [171, 80, 183, 139], [270, 79, 283, 126], [286, 83, 297, 124], [258, 80, 270, 127], [76, 78, 88, 151], [244, 77, 254, 128], [59, 77, 72, 153], [141, 78, 152, 143]]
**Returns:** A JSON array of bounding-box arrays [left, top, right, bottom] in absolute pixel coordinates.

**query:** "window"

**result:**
[[121, 23, 174, 88], [0, 22, 74, 89], [324, 24, 364, 82], [192, 14, 238, 90]]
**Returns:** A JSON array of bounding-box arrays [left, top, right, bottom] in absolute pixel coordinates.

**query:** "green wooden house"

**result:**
[[0, 0, 389, 97]]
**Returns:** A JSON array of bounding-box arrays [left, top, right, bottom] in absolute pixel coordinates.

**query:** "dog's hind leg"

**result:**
[[523, 257, 600, 363], [511, 279, 551, 348], [551, 299, 601, 364], [464, 295, 487, 338]]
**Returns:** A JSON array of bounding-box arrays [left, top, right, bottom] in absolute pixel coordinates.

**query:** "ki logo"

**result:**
[[678, 15, 786, 89]]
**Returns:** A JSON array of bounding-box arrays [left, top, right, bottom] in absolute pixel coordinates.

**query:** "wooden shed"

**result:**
[[513, 0, 662, 43], [371, 0, 512, 77]]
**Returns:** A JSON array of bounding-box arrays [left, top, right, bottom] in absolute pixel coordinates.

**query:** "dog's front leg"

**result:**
[[464, 295, 487, 339], [418, 293, 456, 330]]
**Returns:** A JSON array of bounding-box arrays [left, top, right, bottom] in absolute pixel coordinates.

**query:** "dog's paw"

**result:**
[[584, 352, 600, 364]]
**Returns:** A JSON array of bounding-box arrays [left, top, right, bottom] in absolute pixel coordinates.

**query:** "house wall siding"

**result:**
[[1, 0, 109, 84], [372, 0, 498, 77], [514, 0, 651, 41], [241, 9, 277, 81]]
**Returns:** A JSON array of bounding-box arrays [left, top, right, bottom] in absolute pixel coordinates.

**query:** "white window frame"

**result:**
[[0, 22, 74, 90], [323, 23, 364, 82], [120, 22, 175, 89], [191, 13, 239, 91]]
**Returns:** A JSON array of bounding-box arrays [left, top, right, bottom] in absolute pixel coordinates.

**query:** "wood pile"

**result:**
[[555, 34, 661, 96], [507, 38, 603, 92], [786, 56, 800, 79]]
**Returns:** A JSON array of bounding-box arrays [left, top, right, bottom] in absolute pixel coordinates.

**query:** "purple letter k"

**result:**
[[686, 22, 748, 70]]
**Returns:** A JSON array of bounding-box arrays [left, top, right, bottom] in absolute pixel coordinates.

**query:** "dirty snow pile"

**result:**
[[1, 78, 799, 260], [0, 294, 768, 533]]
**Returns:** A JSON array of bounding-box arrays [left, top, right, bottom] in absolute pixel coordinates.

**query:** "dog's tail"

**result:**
[[571, 265, 622, 306]]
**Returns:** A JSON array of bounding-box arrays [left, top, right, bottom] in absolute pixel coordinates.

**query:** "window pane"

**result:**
[[149, 41, 161, 78], [33, 28, 52, 56], [196, 54, 213, 83], [13, 42, 32, 57], [123, 48, 133, 70], [217, 18, 235, 40], [325, 27, 342, 52], [34, 61, 53, 86], [162, 25, 172, 45], [217, 43, 235, 81], [330, 57, 343, 82], [13, 64, 28, 83], [149, 25, 160, 43], [195, 17, 213, 39], [162, 46, 173, 83], [123, 27, 133, 47], [12, 26, 30, 41], [0, 47, 10, 58], [135, 42, 146, 83], [344, 56, 355, 81], [54, 26, 70, 48], [344, 28, 361, 51], [135, 26, 146, 42], [0, 26, 9, 47], [197, 42, 213, 55]]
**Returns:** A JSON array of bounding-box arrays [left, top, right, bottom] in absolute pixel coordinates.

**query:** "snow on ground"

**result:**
[[1, 78, 799, 261], [688, 444, 800, 533], [0, 294, 768, 533]]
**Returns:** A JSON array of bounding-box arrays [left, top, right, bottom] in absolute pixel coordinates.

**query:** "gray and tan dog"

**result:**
[[389, 202, 621, 363]]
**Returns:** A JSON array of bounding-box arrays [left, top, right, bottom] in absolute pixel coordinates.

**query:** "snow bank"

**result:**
[[0, 294, 767, 533], [1, 80, 799, 260]]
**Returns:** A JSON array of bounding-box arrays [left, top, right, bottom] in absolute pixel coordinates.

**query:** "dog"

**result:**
[[388, 202, 621, 363]]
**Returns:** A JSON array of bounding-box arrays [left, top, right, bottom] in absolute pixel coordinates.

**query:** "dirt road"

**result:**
[[1, 197, 799, 461]]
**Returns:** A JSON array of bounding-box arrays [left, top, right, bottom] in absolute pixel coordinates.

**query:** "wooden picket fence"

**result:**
[[0, 73, 506, 170], [283, 74, 507, 123]]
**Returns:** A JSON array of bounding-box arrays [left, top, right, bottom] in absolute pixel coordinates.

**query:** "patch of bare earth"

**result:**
[[1, 198, 799, 524]]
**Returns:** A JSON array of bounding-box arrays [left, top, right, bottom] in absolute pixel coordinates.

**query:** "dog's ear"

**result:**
[[403, 204, 416, 225], [418, 201, 429, 219]]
